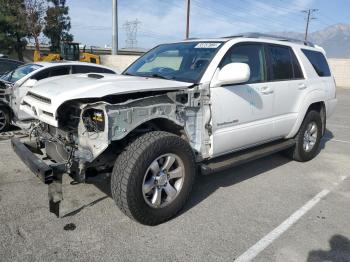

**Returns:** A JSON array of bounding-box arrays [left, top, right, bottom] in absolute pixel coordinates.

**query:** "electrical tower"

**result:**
[[302, 9, 318, 42], [123, 19, 141, 49]]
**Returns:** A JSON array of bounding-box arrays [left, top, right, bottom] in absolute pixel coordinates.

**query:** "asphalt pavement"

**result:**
[[0, 88, 349, 262]]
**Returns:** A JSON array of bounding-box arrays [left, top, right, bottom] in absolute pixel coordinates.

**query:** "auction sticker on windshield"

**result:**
[[195, 43, 221, 48]]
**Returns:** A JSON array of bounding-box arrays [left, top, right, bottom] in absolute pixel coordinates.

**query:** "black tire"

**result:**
[[111, 131, 196, 225], [285, 110, 322, 162], [0, 106, 10, 132]]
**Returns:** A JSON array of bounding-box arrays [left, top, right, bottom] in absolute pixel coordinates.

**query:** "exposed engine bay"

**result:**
[[29, 85, 212, 183]]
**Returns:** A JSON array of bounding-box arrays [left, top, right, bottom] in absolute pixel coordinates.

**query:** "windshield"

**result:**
[[123, 42, 223, 83], [2, 64, 42, 83]]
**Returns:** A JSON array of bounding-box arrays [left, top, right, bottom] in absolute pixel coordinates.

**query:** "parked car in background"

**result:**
[[0, 58, 24, 76], [0, 61, 118, 131]]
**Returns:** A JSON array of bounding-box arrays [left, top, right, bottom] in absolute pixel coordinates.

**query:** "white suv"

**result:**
[[12, 34, 337, 225]]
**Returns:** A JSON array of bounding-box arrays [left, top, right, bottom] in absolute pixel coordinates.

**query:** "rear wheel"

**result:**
[[285, 110, 322, 162], [0, 107, 10, 132], [111, 131, 196, 225]]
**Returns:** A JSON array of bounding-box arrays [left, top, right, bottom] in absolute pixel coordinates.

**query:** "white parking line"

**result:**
[[235, 189, 330, 262], [322, 137, 350, 144]]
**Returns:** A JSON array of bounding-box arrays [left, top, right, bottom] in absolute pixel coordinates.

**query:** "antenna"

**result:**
[[123, 19, 141, 49]]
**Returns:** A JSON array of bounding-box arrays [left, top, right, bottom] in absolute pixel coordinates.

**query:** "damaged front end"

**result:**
[[13, 84, 212, 217]]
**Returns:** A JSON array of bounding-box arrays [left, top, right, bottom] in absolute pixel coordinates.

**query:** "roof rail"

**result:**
[[222, 32, 315, 47]]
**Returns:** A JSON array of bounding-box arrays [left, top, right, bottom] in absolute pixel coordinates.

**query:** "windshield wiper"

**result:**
[[147, 73, 174, 80], [124, 72, 136, 76]]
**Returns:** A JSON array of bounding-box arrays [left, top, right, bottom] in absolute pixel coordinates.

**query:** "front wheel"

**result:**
[[285, 110, 322, 162], [111, 131, 196, 225]]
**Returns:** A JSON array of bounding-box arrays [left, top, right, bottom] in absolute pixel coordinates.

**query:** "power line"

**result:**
[[192, 0, 304, 33]]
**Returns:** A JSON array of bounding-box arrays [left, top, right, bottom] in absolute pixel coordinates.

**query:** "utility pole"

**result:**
[[112, 0, 118, 55], [186, 0, 190, 39], [302, 9, 318, 42]]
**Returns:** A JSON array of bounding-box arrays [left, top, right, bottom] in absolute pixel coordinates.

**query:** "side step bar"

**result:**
[[200, 139, 295, 175]]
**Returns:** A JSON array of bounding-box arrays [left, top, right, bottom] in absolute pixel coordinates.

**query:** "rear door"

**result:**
[[265, 44, 305, 137]]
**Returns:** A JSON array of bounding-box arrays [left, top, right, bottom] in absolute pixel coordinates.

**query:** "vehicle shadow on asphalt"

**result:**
[[180, 128, 335, 217], [180, 153, 292, 216], [320, 129, 335, 150], [307, 234, 350, 262]]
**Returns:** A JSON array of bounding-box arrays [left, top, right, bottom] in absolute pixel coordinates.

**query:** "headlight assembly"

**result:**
[[82, 109, 105, 132]]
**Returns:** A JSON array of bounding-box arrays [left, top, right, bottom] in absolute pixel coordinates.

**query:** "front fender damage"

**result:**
[[75, 85, 212, 172]]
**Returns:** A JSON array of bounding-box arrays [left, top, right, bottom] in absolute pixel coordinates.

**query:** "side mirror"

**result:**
[[22, 79, 38, 88], [212, 63, 250, 87]]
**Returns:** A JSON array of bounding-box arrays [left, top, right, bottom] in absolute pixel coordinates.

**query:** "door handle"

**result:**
[[298, 83, 307, 90], [260, 86, 274, 95]]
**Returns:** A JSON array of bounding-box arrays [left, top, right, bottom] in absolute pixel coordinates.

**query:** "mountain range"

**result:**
[[270, 24, 350, 58]]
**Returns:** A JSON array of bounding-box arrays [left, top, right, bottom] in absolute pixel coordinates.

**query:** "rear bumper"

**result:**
[[11, 138, 65, 184]]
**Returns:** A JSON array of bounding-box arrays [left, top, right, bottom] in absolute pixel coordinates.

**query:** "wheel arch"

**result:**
[[287, 89, 326, 138], [112, 116, 190, 143]]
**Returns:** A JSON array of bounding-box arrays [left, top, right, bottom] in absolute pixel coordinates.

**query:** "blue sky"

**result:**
[[67, 0, 350, 48]]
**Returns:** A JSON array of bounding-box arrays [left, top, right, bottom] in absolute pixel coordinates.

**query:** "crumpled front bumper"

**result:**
[[11, 138, 55, 184], [11, 137, 66, 217]]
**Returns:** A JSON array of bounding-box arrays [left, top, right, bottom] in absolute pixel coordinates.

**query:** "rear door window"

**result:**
[[32, 66, 71, 80], [50, 66, 71, 77], [267, 45, 294, 81], [301, 49, 331, 77], [32, 69, 50, 80], [72, 65, 115, 74]]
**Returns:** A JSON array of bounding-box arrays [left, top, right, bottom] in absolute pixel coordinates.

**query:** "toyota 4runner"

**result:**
[[12, 34, 337, 225]]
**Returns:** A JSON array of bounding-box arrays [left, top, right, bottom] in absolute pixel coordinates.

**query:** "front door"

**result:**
[[210, 43, 275, 157]]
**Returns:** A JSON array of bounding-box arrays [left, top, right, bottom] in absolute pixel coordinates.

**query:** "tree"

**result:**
[[23, 0, 47, 51], [43, 0, 73, 52], [0, 0, 27, 60]]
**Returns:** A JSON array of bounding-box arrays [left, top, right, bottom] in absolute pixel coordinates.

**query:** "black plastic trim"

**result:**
[[11, 138, 54, 184]]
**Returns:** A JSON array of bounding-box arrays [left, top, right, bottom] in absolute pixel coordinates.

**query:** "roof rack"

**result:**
[[222, 33, 315, 47]]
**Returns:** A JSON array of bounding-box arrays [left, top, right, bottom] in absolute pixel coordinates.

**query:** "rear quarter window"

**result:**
[[301, 49, 331, 77]]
